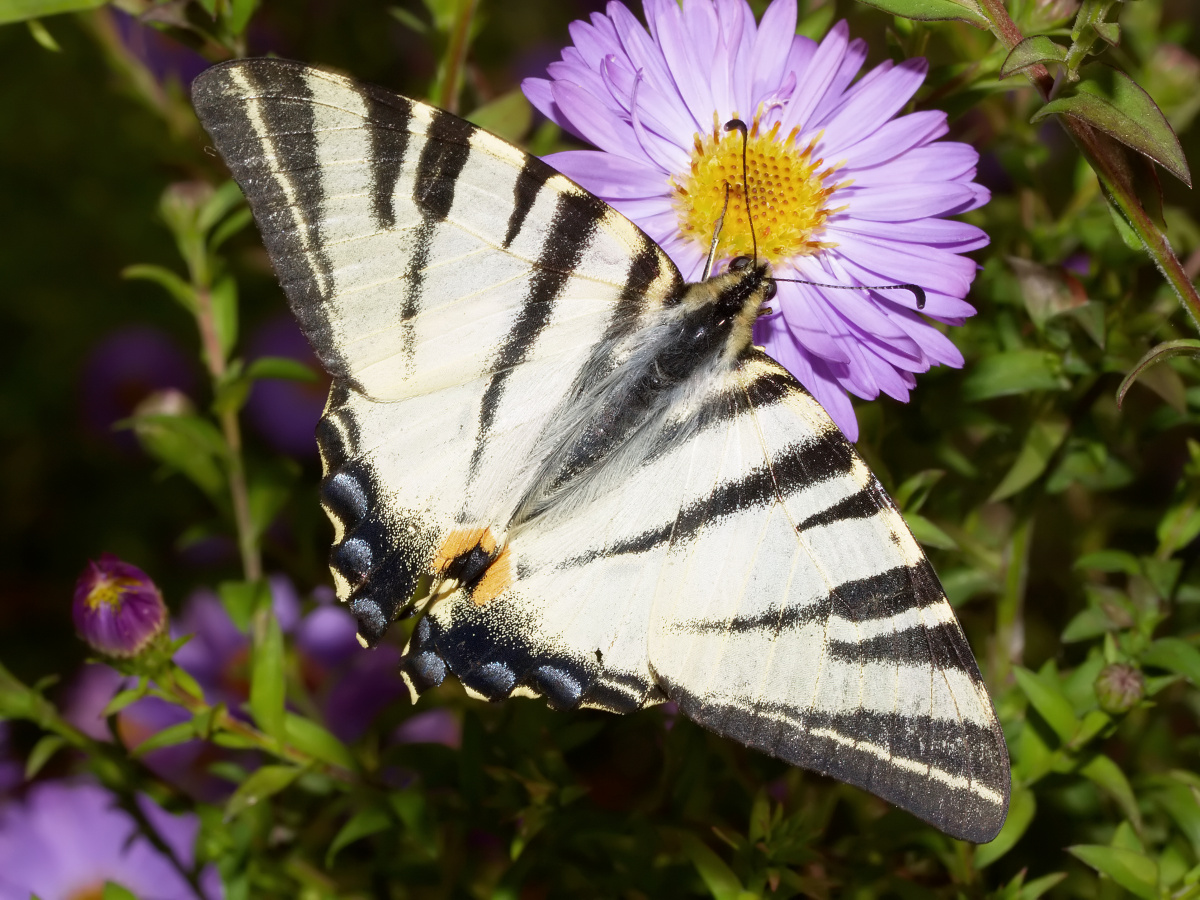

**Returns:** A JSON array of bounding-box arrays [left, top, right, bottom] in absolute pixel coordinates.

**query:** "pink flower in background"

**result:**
[[0, 780, 222, 900], [522, 0, 988, 440]]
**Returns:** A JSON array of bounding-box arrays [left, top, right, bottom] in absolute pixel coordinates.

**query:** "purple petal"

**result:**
[[806, 35, 869, 128], [838, 182, 984, 221], [545, 149, 670, 197], [832, 216, 989, 252], [645, 0, 715, 128], [819, 58, 928, 154], [847, 142, 980, 185], [835, 110, 948, 168], [776, 19, 849, 136], [550, 80, 643, 160], [750, 0, 797, 102]]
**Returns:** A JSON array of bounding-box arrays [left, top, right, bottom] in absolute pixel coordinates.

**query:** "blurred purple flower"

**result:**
[[0, 780, 222, 900], [523, 0, 989, 440], [243, 316, 330, 459], [73, 554, 167, 658], [79, 325, 194, 451], [392, 708, 461, 748], [111, 9, 210, 86]]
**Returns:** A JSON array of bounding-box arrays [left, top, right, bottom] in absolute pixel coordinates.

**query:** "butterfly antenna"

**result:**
[[774, 276, 927, 310], [724, 118, 758, 265], [703, 184, 733, 281]]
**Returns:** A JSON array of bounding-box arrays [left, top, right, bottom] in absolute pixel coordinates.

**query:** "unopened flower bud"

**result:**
[[72, 554, 167, 658], [1094, 663, 1144, 715]]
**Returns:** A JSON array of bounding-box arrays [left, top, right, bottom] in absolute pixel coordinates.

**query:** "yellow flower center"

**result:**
[[671, 112, 845, 267], [86, 575, 141, 611]]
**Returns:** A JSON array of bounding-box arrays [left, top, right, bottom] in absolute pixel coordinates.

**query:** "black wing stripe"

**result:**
[[469, 192, 606, 477], [795, 484, 880, 533], [503, 161, 556, 249], [357, 84, 412, 230]]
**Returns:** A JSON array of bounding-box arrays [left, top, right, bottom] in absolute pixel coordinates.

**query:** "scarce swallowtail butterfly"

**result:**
[[191, 58, 1010, 843]]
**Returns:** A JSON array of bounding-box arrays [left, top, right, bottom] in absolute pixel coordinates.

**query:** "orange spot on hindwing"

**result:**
[[433, 526, 513, 605], [472, 545, 513, 606]]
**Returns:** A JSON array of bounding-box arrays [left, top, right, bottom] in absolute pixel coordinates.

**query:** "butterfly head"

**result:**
[[673, 257, 775, 368]]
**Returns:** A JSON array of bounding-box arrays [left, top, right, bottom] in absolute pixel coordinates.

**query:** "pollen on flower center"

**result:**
[[85, 575, 141, 611], [670, 113, 844, 266]]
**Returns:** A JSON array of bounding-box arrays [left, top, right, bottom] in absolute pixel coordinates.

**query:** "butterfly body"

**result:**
[[192, 58, 1009, 842]]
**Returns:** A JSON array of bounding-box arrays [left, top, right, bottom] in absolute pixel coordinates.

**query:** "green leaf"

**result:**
[[962, 350, 1069, 402], [196, 180, 245, 235], [102, 687, 148, 717], [1033, 68, 1192, 187], [1075, 550, 1141, 575], [131, 720, 197, 756], [1014, 665, 1079, 744], [0, 0, 106, 24], [250, 602, 286, 741], [224, 764, 303, 821], [989, 415, 1070, 501], [122, 264, 197, 314], [209, 206, 253, 251], [26, 18, 59, 50], [388, 5, 429, 33], [1068, 844, 1158, 899], [976, 784, 1035, 867], [218, 580, 269, 632], [679, 833, 744, 900], [1080, 755, 1142, 830], [1018, 873, 1068, 900], [1143, 637, 1200, 684], [227, 0, 258, 35], [903, 512, 959, 550], [465, 90, 532, 143], [102, 883, 139, 900], [1116, 339, 1200, 409], [209, 276, 239, 363], [130, 413, 227, 499], [852, 0, 987, 28], [24, 734, 65, 779], [245, 356, 319, 383], [1001, 35, 1068, 78], [326, 805, 393, 868], [284, 713, 356, 770], [247, 464, 296, 543]]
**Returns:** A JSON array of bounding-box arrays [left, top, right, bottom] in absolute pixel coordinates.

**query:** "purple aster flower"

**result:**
[[522, 0, 989, 440], [73, 554, 168, 658], [0, 780, 222, 900]]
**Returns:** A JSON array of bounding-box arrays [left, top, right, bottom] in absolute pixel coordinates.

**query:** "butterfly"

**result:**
[[192, 58, 1009, 842]]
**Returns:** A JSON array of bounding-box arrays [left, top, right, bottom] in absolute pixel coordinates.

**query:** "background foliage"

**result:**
[[2, 0, 1200, 897]]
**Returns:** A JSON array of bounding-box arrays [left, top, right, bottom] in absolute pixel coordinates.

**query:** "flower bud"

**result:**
[[1094, 663, 1144, 715], [72, 554, 167, 658]]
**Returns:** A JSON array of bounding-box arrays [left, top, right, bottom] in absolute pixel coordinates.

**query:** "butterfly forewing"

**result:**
[[192, 58, 1009, 843], [192, 59, 684, 636]]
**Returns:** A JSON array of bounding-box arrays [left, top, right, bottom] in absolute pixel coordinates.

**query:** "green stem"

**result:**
[[436, 0, 480, 113], [193, 286, 261, 582], [992, 516, 1033, 687], [976, 0, 1200, 332]]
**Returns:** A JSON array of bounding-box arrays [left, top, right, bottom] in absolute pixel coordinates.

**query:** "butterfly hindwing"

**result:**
[[192, 59, 1009, 842], [647, 354, 1009, 843]]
